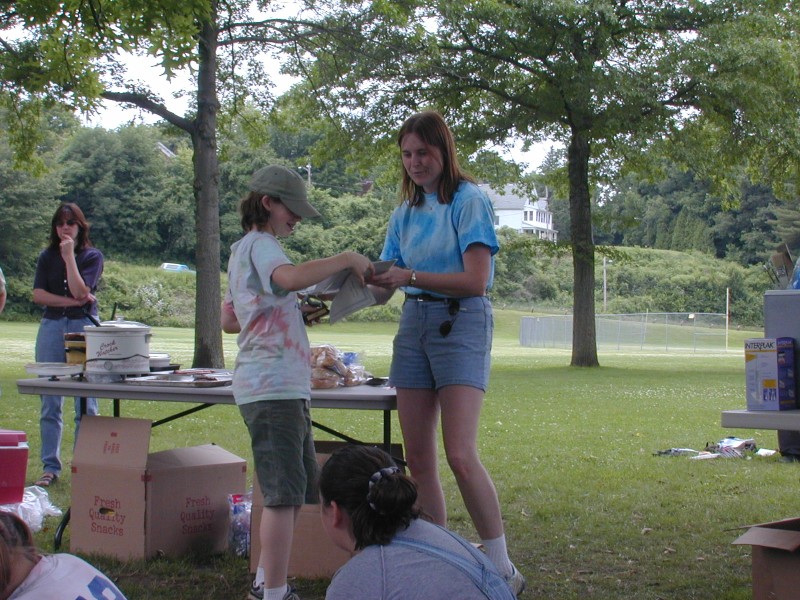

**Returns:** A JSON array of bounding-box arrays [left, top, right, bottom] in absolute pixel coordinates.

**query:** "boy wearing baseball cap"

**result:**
[[224, 165, 373, 600]]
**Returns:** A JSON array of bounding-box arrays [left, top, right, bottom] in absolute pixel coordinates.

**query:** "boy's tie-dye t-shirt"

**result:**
[[380, 180, 499, 296], [227, 231, 311, 405]]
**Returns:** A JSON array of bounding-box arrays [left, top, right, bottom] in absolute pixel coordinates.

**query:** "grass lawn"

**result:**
[[0, 312, 790, 599]]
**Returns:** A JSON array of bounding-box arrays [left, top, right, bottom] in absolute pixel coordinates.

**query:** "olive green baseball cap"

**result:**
[[249, 165, 320, 218]]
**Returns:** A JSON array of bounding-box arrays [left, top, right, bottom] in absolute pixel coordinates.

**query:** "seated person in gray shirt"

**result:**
[[319, 444, 517, 599]]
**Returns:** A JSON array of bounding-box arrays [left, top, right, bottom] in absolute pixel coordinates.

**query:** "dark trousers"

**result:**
[[778, 430, 800, 456]]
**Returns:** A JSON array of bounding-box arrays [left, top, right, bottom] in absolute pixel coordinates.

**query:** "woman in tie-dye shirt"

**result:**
[[369, 111, 525, 597], [224, 165, 372, 600]]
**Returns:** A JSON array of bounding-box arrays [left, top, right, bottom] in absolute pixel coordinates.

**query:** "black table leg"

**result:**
[[54, 508, 70, 550]]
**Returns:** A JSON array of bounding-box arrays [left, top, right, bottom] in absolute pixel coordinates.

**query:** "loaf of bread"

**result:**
[[310, 344, 346, 374], [310, 344, 371, 388], [311, 366, 342, 389]]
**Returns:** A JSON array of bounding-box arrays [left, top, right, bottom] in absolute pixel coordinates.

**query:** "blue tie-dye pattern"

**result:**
[[380, 181, 500, 295], [227, 231, 312, 405]]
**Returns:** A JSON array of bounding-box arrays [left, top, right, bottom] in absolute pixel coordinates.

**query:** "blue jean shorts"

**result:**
[[389, 295, 493, 391], [239, 399, 318, 507]]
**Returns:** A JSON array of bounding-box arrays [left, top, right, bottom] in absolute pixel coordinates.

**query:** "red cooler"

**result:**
[[0, 429, 28, 504]]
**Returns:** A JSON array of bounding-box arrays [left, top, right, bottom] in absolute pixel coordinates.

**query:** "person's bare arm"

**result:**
[[369, 244, 491, 298], [221, 300, 240, 334], [271, 251, 374, 292]]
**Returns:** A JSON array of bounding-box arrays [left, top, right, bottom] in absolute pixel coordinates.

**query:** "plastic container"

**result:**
[[0, 429, 28, 504]]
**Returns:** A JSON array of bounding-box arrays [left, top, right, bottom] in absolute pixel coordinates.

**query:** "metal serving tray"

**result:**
[[124, 372, 232, 387]]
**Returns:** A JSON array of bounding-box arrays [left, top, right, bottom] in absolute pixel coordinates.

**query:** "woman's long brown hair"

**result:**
[[397, 111, 475, 207]]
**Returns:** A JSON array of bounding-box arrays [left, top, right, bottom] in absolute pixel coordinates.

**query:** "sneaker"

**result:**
[[247, 582, 263, 600], [505, 565, 526, 596], [247, 583, 300, 600]]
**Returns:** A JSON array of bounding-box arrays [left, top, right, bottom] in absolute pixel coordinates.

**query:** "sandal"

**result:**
[[34, 472, 58, 487]]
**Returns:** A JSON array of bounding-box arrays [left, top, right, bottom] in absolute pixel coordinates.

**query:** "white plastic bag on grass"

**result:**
[[0, 485, 63, 532]]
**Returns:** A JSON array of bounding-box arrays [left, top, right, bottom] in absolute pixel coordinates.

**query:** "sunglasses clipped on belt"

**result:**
[[439, 299, 460, 337]]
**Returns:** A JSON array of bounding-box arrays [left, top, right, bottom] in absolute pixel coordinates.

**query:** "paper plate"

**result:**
[[25, 363, 85, 377]]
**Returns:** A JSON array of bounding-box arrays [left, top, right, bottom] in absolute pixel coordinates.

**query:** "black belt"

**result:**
[[405, 293, 450, 302]]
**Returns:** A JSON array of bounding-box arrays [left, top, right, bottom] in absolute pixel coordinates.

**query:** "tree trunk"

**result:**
[[190, 11, 224, 368], [567, 130, 599, 367]]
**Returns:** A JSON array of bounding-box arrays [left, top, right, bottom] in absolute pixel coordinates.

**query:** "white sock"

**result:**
[[264, 584, 289, 600], [254, 567, 265, 587], [482, 534, 514, 577]]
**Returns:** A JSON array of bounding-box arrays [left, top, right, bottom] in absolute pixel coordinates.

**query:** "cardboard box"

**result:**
[[733, 517, 800, 600], [250, 440, 404, 578], [71, 416, 247, 560], [0, 429, 28, 505], [745, 337, 797, 410]]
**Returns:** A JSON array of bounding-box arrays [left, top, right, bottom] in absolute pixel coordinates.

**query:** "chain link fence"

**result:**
[[519, 312, 729, 353]]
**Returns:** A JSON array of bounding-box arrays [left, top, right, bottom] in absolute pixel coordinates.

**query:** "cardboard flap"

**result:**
[[73, 416, 152, 468], [147, 444, 246, 470], [734, 522, 800, 552]]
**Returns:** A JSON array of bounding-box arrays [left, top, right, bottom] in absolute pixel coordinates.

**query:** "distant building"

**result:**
[[480, 183, 558, 242]]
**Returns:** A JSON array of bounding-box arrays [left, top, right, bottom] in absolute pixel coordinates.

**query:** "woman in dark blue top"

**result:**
[[31, 203, 103, 488]]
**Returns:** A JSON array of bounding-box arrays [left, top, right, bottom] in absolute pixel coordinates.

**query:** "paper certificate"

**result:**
[[314, 259, 396, 323]]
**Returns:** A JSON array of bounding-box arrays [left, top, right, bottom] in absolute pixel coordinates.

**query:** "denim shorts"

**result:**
[[238, 399, 318, 507], [389, 295, 493, 391]]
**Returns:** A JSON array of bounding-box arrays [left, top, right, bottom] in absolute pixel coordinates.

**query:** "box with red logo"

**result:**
[[70, 416, 247, 560], [0, 429, 28, 505]]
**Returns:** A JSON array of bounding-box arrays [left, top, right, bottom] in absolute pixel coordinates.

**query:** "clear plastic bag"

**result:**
[[228, 491, 252, 557], [310, 345, 372, 387]]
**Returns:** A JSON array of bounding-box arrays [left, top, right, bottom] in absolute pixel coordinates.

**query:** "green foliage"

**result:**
[[58, 126, 176, 262], [96, 262, 198, 327], [342, 299, 403, 323], [595, 163, 788, 266], [492, 235, 767, 327], [600, 248, 766, 324], [0, 0, 210, 167], [0, 113, 784, 332], [0, 106, 78, 317], [282, 190, 393, 262]]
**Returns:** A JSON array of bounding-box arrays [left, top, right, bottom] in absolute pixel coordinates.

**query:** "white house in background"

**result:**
[[480, 183, 558, 242]]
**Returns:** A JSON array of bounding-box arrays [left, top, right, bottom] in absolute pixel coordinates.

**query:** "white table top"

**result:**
[[721, 409, 800, 431], [16, 376, 396, 411]]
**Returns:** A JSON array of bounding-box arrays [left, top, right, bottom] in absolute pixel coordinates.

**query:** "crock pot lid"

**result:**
[[87, 324, 151, 332], [95, 318, 150, 329]]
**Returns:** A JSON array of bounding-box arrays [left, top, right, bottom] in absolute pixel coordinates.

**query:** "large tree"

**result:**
[[286, 0, 800, 366], [0, 1, 324, 366]]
